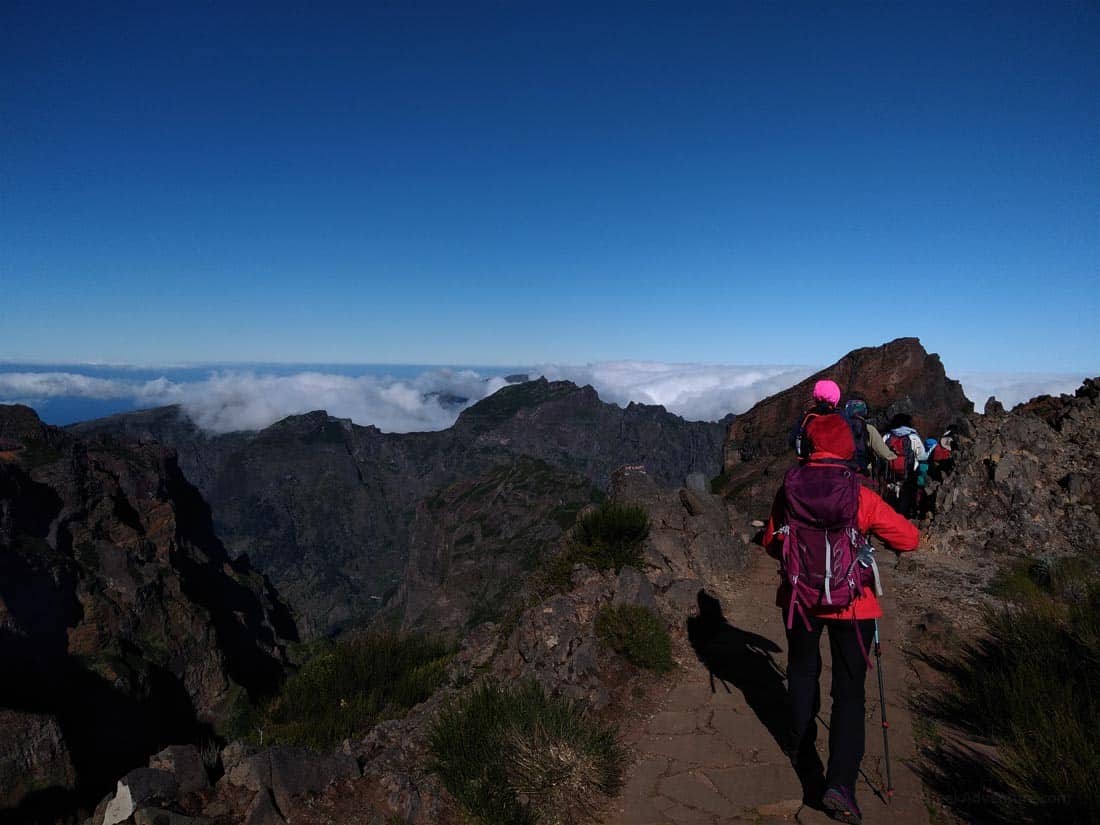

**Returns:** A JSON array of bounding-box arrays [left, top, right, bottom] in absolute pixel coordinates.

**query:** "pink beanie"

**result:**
[[812, 379, 841, 406]]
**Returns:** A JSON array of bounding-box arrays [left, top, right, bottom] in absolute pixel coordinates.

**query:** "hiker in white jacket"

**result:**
[[883, 414, 927, 517]]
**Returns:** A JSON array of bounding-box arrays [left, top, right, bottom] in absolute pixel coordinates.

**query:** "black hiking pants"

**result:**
[[785, 614, 875, 794], [888, 474, 919, 518]]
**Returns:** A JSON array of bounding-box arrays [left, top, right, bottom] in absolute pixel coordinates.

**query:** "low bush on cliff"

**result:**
[[428, 680, 626, 825], [541, 502, 650, 590], [596, 604, 673, 672], [573, 501, 650, 568], [988, 554, 1096, 604], [246, 632, 450, 749], [923, 573, 1100, 823]]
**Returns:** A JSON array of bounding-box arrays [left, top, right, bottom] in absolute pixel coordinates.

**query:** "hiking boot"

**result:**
[[822, 785, 862, 824]]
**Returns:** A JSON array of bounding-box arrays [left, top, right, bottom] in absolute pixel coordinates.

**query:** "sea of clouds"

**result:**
[[0, 363, 1092, 434]]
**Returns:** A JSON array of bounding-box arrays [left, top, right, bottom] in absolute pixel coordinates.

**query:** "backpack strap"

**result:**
[[780, 524, 813, 631]]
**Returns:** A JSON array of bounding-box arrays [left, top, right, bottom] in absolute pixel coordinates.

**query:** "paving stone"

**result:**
[[662, 679, 715, 710], [660, 803, 717, 825], [648, 711, 700, 736], [756, 798, 802, 817], [620, 756, 671, 797], [704, 764, 801, 810], [637, 734, 738, 766], [613, 793, 674, 825], [656, 772, 728, 816], [709, 706, 769, 744]]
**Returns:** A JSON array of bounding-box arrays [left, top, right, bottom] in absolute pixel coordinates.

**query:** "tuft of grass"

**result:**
[[253, 632, 450, 750], [989, 554, 1097, 605], [927, 582, 1100, 823], [428, 680, 626, 825], [596, 604, 673, 672]]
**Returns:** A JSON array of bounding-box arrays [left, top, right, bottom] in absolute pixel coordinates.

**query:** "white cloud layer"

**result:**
[[0, 371, 134, 399], [1, 365, 1093, 434]]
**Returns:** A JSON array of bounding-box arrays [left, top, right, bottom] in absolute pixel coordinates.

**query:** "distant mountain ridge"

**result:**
[[72, 378, 729, 638]]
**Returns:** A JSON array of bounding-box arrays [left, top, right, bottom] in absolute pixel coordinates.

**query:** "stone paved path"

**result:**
[[605, 552, 929, 825]]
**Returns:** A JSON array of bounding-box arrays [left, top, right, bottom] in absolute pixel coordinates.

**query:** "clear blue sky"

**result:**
[[2, 1, 1097, 372]]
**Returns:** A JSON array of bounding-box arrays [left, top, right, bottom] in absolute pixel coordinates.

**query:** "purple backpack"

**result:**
[[778, 464, 881, 629]]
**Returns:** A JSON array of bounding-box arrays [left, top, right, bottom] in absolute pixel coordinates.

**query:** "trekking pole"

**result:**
[[873, 619, 894, 800]]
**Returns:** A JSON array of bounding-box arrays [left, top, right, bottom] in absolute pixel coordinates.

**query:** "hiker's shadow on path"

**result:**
[[686, 589, 790, 750]]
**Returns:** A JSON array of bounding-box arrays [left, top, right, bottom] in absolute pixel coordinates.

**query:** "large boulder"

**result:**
[[222, 746, 360, 812]]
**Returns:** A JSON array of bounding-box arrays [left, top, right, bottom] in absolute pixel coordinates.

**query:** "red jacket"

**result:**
[[763, 465, 919, 620]]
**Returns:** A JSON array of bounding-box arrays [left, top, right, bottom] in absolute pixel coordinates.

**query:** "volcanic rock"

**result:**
[[927, 375, 1100, 559], [222, 746, 360, 812], [148, 745, 209, 796]]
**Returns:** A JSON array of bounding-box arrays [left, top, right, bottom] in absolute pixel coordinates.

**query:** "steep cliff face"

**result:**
[[0, 405, 295, 819], [73, 380, 728, 638]]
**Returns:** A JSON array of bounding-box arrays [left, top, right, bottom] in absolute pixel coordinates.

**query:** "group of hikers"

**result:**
[[790, 379, 957, 519], [757, 379, 957, 824]]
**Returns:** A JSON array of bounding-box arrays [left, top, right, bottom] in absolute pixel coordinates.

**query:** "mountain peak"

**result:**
[[455, 378, 596, 431]]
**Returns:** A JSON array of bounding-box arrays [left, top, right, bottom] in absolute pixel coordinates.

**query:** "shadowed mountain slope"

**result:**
[[0, 405, 294, 821]]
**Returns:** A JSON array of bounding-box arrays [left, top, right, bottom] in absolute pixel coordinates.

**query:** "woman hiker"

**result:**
[[763, 413, 919, 824]]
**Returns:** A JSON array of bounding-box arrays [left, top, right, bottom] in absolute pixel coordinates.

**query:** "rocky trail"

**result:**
[[606, 550, 928, 825]]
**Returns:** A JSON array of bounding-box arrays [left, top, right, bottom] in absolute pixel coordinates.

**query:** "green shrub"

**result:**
[[934, 583, 1100, 823], [573, 502, 650, 569], [256, 632, 450, 749], [596, 604, 673, 672], [428, 680, 626, 825]]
